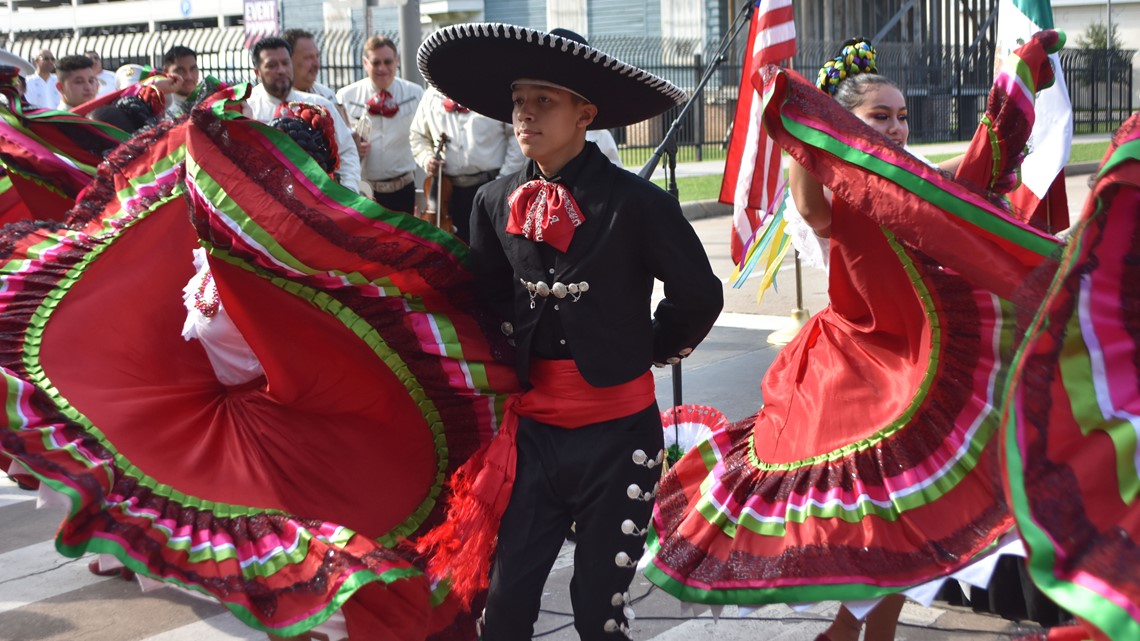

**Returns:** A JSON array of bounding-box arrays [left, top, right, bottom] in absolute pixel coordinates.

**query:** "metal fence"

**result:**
[[6, 28, 1135, 166]]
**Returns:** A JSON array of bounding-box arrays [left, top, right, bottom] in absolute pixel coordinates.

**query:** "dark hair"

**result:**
[[270, 115, 334, 173], [89, 104, 139, 132], [88, 93, 160, 134], [162, 46, 197, 68], [251, 37, 291, 67], [283, 29, 315, 50], [56, 54, 94, 80], [834, 73, 899, 111]]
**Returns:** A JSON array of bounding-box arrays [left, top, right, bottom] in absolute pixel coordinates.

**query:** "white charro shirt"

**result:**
[[585, 129, 623, 168], [246, 83, 361, 193], [304, 81, 337, 104], [409, 86, 524, 179], [337, 76, 422, 182], [24, 74, 61, 110], [95, 70, 117, 98]]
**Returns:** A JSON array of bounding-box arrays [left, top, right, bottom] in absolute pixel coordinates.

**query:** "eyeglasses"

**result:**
[[37, 55, 55, 61]]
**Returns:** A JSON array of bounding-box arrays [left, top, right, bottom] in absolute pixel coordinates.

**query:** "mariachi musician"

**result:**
[[336, 35, 423, 214], [409, 85, 525, 243]]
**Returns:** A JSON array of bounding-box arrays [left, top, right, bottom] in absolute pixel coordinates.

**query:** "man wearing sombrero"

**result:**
[[416, 24, 723, 641]]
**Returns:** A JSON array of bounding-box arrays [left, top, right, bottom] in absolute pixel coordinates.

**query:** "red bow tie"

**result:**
[[506, 180, 586, 253], [443, 97, 469, 113], [367, 90, 399, 117]]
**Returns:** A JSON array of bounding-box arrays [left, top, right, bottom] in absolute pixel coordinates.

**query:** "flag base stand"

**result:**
[[767, 308, 809, 346]]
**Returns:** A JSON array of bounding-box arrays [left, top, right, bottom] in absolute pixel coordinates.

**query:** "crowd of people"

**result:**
[[0, 21, 1138, 641], [1, 32, 626, 241]]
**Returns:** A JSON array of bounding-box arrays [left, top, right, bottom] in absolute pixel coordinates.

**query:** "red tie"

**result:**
[[506, 180, 586, 253], [443, 97, 469, 113]]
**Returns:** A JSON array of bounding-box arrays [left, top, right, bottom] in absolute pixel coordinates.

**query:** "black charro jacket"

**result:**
[[469, 142, 723, 388]]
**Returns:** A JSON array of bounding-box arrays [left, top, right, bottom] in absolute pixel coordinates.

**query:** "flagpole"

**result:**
[[766, 250, 809, 346]]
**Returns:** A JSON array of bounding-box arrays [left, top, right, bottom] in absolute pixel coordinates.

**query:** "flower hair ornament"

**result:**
[[268, 101, 340, 175], [816, 38, 878, 96]]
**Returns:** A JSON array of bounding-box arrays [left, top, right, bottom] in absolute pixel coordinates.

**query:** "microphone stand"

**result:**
[[638, 0, 756, 182], [639, 0, 756, 455]]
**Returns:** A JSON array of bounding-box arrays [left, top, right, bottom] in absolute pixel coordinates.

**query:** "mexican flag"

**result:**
[[998, 0, 1073, 231]]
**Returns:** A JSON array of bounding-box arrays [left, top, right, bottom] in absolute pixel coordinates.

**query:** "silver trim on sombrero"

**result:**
[[417, 23, 686, 107]]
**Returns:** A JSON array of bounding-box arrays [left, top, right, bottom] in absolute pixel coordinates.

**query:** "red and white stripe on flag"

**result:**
[[720, 0, 796, 265]]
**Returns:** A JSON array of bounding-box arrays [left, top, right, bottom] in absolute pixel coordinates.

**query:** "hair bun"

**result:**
[[113, 95, 160, 130], [816, 37, 878, 96], [269, 104, 338, 174]]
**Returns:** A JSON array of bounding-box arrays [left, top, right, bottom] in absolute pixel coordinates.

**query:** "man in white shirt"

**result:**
[[246, 37, 361, 193], [585, 129, 624, 168], [55, 55, 99, 111], [409, 85, 524, 242], [24, 49, 60, 109], [162, 46, 200, 117], [337, 35, 423, 214], [85, 50, 117, 98]]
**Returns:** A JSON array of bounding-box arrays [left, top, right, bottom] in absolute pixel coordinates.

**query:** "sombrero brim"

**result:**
[[0, 48, 34, 76], [417, 23, 686, 130]]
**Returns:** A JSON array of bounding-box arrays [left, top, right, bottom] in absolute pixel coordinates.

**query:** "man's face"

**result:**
[[291, 37, 320, 91], [86, 53, 103, 74], [58, 68, 99, 107], [165, 55, 200, 97], [34, 50, 55, 75], [255, 47, 293, 99], [363, 45, 398, 90], [512, 84, 595, 164]]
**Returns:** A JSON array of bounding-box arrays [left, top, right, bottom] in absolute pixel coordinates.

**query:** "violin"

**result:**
[[419, 132, 454, 233]]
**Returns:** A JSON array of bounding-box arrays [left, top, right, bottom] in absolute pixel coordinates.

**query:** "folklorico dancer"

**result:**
[[1002, 112, 1140, 641], [413, 24, 724, 641], [643, 32, 1066, 641], [0, 84, 518, 640]]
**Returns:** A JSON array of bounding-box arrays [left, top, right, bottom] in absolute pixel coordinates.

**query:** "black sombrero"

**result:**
[[417, 24, 686, 130]]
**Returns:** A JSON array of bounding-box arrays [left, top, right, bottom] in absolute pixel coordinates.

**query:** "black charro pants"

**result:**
[[482, 403, 665, 641], [372, 182, 416, 216]]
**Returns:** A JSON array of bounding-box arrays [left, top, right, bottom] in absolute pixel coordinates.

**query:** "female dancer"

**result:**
[[646, 35, 1063, 641], [0, 85, 516, 640], [1002, 112, 1140, 641]]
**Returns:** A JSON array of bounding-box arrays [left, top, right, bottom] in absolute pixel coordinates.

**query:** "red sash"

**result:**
[[416, 359, 655, 607]]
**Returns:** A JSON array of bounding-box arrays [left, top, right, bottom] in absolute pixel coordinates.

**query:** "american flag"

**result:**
[[721, 0, 796, 266]]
